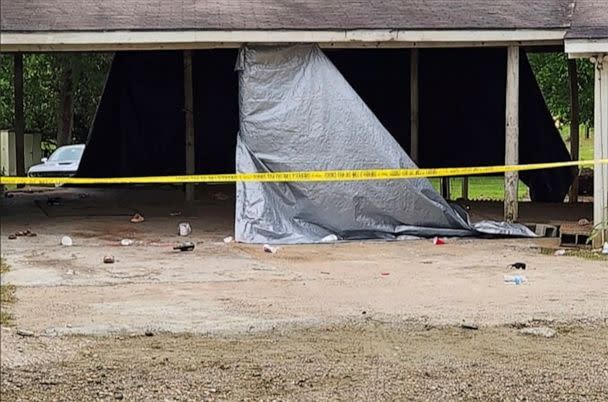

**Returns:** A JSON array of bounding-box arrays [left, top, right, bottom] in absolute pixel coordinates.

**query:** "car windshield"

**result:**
[[48, 146, 84, 162]]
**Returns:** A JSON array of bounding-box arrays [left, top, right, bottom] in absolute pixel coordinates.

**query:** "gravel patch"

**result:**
[[2, 323, 607, 401]]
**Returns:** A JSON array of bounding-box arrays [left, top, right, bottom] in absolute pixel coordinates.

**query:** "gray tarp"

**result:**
[[235, 45, 534, 244]]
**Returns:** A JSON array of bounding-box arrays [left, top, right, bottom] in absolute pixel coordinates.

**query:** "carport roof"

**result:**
[[1, 0, 575, 32], [566, 0, 608, 39], [4, 0, 608, 52]]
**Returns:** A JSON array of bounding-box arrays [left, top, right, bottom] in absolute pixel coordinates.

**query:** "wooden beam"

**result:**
[[565, 39, 608, 56], [504, 46, 519, 222], [410, 49, 419, 164], [593, 55, 608, 247], [441, 178, 451, 200], [461, 177, 469, 200], [568, 59, 580, 204], [183, 50, 195, 202], [13, 53, 25, 183], [0, 30, 567, 52]]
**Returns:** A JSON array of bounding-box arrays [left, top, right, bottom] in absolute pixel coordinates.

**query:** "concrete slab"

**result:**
[[1, 186, 606, 337]]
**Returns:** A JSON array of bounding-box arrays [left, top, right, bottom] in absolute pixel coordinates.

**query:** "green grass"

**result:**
[[560, 125, 595, 162], [430, 177, 528, 201], [568, 250, 608, 261], [425, 125, 594, 202], [0, 258, 9, 275], [541, 247, 608, 261], [0, 258, 15, 326]]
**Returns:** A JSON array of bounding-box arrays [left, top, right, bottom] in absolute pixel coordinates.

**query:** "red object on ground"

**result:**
[[380, 272, 390, 276], [433, 237, 445, 245]]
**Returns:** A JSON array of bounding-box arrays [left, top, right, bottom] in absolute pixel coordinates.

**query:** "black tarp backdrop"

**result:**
[[417, 48, 574, 202], [78, 48, 573, 201], [78, 50, 238, 177]]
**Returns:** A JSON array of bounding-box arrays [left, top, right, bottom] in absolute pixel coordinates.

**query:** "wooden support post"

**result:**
[[461, 177, 469, 200], [410, 49, 419, 164], [568, 59, 580, 204], [441, 178, 451, 200], [504, 46, 520, 223], [183, 50, 195, 202], [592, 55, 608, 247]]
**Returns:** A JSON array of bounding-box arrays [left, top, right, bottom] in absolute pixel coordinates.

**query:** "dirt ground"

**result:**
[[1, 186, 607, 401], [2, 323, 608, 401]]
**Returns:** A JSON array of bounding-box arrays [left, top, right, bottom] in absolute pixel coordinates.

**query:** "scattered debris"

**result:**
[[78, 193, 89, 199], [396, 235, 421, 241], [113, 391, 124, 400], [380, 272, 390, 276], [169, 211, 182, 216], [16, 329, 35, 337], [174, 241, 195, 252], [560, 222, 592, 247], [212, 192, 230, 201], [66, 269, 76, 275], [578, 218, 590, 226], [251, 265, 276, 272], [16, 230, 32, 237], [130, 213, 145, 223], [461, 322, 479, 330], [601, 242, 608, 255], [8, 234, 17, 240], [13, 230, 37, 237], [263, 244, 279, 254], [508, 262, 526, 270], [223, 236, 233, 244], [432, 237, 445, 245], [144, 330, 154, 337], [503, 274, 527, 285], [61, 236, 73, 246], [178, 222, 192, 236], [321, 234, 338, 243], [120, 239, 134, 246], [103, 255, 115, 264], [533, 223, 558, 237], [320, 271, 330, 275], [554, 249, 566, 256], [520, 326, 557, 338]]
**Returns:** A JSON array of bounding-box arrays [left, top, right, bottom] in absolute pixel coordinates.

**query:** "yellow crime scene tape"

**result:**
[[1, 159, 607, 186]]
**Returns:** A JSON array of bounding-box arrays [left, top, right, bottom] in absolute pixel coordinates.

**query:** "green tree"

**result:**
[[0, 54, 57, 138], [71, 54, 113, 143], [0, 51, 596, 147], [528, 52, 594, 127], [0, 53, 111, 145]]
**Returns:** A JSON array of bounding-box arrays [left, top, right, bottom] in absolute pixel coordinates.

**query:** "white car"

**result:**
[[28, 144, 85, 177]]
